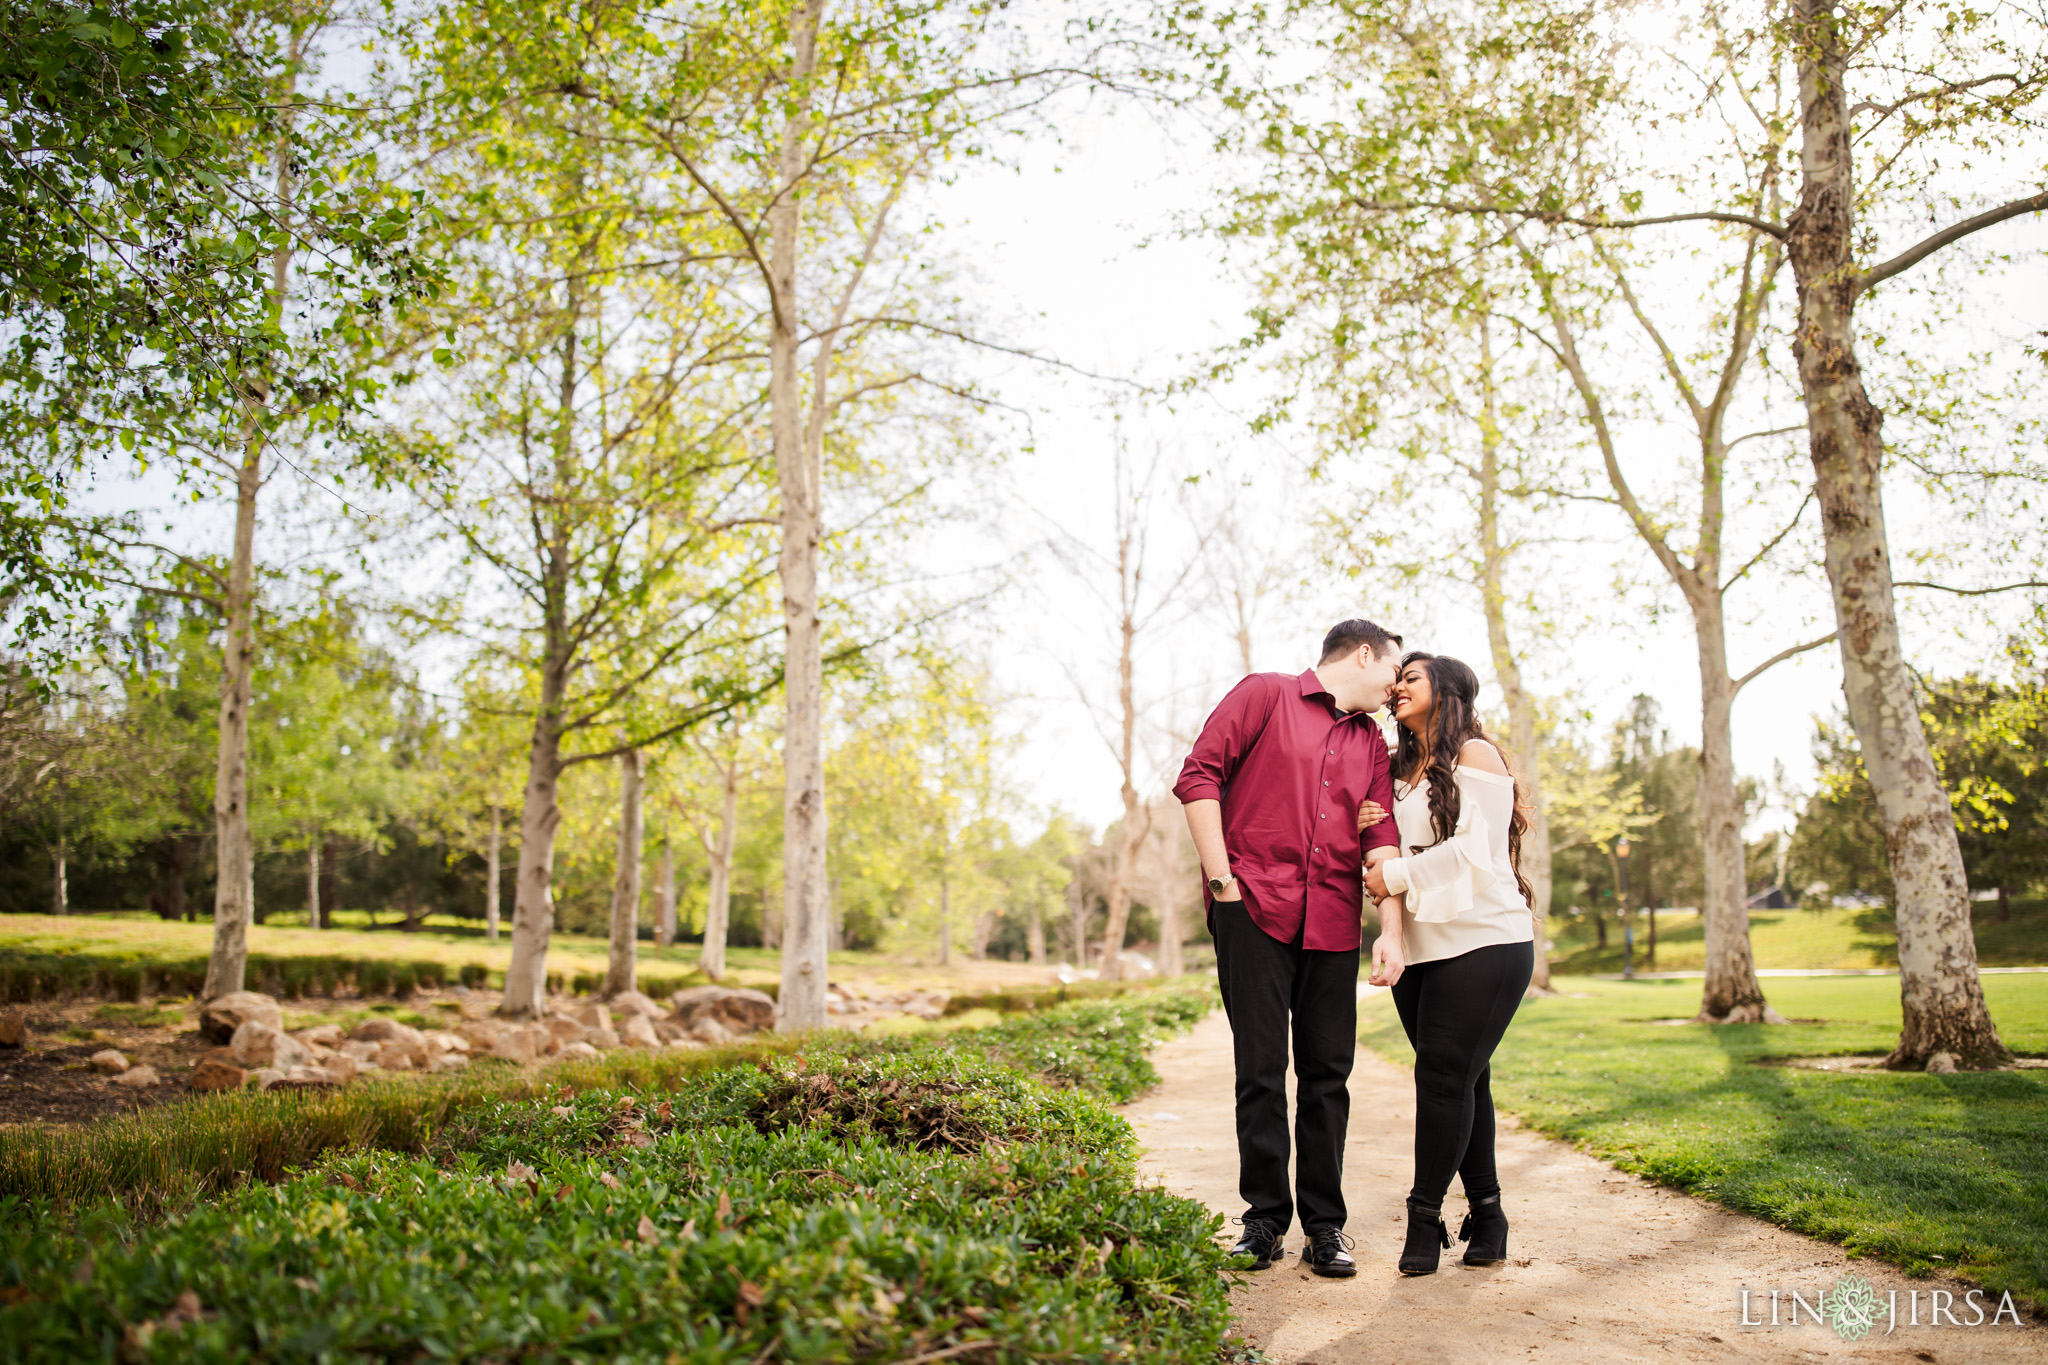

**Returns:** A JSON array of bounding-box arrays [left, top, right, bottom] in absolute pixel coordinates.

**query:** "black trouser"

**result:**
[[1388, 939, 1533, 1209], [1212, 894, 1358, 1235]]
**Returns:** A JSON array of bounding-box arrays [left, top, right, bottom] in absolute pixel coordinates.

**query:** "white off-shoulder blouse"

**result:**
[[1379, 753, 1534, 965]]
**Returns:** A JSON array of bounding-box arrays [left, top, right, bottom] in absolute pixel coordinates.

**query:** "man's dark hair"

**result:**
[[1319, 618, 1402, 663]]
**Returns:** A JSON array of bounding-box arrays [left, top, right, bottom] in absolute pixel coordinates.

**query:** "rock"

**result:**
[[110, 1064, 159, 1089], [607, 990, 663, 1020], [374, 1043, 414, 1071], [89, 1049, 130, 1075], [589, 1026, 621, 1050], [571, 1001, 614, 1033], [551, 1041, 601, 1062], [318, 1055, 359, 1084], [664, 1037, 706, 1052], [339, 1040, 382, 1065], [619, 1014, 660, 1050], [279, 1066, 338, 1087], [230, 1021, 311, 1072], [686, 1014, 734, 1045], [1926, 1051, 1958, 1074], [423, 1029, 471, 1055], [426, 1052, 469, 1074], [652, 1018, 685, 1042], [199, 991, 281, 1044], [544, 1017, 588, 1047], [250, 1067, 285, 1091], [295, 1024, 344, 1049], [189, 1058, 249, 1091], [490, 1027, 540, 1066], [346, 1019, 428, 1066], [669, 986, 776, 1035], [0, 1008, 26, 1048]]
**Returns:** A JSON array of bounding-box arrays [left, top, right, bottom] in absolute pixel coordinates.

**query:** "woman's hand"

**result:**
[[1363, 859, 1391, 900], [1369, 927, 1405, 988], [1356, 800, 1388, 832]]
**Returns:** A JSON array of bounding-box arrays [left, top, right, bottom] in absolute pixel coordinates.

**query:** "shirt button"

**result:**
[[1320, 813, 1326, 818]]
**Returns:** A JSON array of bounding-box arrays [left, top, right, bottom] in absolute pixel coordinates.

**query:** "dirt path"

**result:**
[[1118, 1007, 2043, 1363]]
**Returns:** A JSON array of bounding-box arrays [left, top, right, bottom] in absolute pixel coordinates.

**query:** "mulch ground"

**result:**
[[0, 1001, 210, 1126]]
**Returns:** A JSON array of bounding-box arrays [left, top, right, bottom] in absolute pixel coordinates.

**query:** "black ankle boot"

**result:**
[[1398, 1198, 1452, 1276], [1458, 1194, 1509, 1266]]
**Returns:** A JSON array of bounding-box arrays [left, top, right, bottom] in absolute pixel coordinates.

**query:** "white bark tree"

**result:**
[[602, 748, 645, 997]]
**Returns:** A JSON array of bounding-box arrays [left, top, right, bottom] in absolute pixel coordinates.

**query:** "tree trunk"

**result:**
[[656, 837, 676, 948], [971, 909, 995, 961], [1158, 887, 1182, 977], [320, 839, 337, 929], [485, 803, 501, 943], [604, 747, 644, 998], [204, 417, 262, 1000], [51, 835, 67, 915], [937, 874, 953, 965], [772, 0, 830, 1033], [702, 755, 738, 980], [1069, 886, 1089, 969], [150, 836, 190, 922], [1472, 318, 1553, 990], [307, 840, 321, 929], [1996, 886, 2009, 925], [1027, 898, 1046, 965], [1099, 552, 1146, 980], [1787, 0, 2007, 1068], [1694, 614, 1772, 1021], [1595, 907, 1606, 949], [501, 686, 566, 1017]]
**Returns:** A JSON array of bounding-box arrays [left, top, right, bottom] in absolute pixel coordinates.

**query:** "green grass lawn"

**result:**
[[1360, 974, 2048, 1311], [1546, 897, 2048, 973]]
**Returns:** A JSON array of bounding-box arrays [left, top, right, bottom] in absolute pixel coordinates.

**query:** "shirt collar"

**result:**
[[1297, 668, 1364, 721]]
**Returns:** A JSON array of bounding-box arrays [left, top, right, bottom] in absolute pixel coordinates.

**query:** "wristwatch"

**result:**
[[1207, 874, 1234, 895]]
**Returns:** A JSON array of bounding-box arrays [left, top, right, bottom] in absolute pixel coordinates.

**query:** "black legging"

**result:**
[[1388, 940, 1533, 1210]]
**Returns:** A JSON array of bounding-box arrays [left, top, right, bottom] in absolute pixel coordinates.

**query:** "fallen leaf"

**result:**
[[553, 1184, 572, 1202], [654, 1100, 672, 1124], [678, 1218, 696, 1239], [637, 1215, 659, 1246], [961, 1306, 989, 1326], [715, 1190, 731, 1229], [599, 1171, 623, 1191], [550, 1105, 573, 1117], [506, 1161, 537, 1184]]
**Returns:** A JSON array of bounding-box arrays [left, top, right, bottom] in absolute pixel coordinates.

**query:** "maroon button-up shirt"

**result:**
[[1172, 669, 1397, 952]]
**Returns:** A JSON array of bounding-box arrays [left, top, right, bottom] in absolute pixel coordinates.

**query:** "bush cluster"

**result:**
[[0, 984, 1230, 1362]]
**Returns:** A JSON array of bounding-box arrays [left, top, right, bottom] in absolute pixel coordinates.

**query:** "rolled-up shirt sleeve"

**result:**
[[1173, 675, 1275, 804], [1362, 729, 1398, 855]]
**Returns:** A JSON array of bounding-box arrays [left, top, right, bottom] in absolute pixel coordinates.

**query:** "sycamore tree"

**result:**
[[386, 43, 786, 1017], [423, 0, 1110, 1027], [4, 0, 438, 994]]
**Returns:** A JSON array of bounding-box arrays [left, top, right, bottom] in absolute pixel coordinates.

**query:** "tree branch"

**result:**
[[1733, 630, 1838, 694], [1894, 579, 2048, 597], [1857, 190, 2048, 296]]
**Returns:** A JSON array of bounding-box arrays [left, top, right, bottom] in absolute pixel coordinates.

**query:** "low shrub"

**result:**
[[0, 982, 1230, 1362], [940, 977, 1156, 1017]]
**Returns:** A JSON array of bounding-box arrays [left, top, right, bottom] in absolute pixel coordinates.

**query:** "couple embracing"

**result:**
[[1173, 618, 1536, 1279]]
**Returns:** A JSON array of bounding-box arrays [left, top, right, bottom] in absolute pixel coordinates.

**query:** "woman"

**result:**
[[1359, 652, 1535, 1276]]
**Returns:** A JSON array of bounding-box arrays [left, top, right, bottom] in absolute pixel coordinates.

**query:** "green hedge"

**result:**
[[0, 949, 498, 1003], [941, 977, 1160, 1017]]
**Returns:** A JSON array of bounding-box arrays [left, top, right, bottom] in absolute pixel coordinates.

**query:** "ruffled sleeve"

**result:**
[[1380, 769, 1504, 924]]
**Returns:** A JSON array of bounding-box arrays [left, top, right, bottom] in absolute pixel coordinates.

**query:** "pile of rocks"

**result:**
[[182, 984, 779, 1091]]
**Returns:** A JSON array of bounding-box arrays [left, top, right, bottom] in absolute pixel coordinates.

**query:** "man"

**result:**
[[1173, 619, 1405, 1279]]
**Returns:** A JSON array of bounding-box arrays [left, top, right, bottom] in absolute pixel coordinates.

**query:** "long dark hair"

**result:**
[[1391, 652, 1534, 905]]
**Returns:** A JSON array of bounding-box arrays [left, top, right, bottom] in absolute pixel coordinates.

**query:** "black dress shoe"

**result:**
[[1302, 1227, 1358, 1278], [1228, 1216, 1286, 1270], [1398, 1198, 1452, 1276], [1459, 1194, 1509, 1266]]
